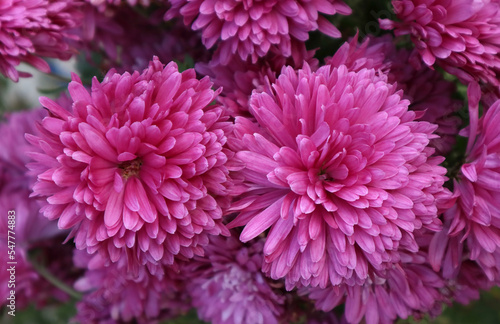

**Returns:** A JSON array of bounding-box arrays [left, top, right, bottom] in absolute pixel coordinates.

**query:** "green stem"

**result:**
[[28, 255, 82, 300]]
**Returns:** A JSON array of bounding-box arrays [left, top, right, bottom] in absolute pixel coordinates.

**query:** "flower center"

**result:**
[[119, 158, 142, 179], [318, 170, 333, 182]]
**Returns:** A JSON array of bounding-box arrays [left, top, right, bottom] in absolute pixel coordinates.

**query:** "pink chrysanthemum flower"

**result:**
[[80, 4, 208, 72], [380, 0, 500, 85], [429, 83, 500, 283], [196, 43, 318, 118], [27, 57, 232, 275], [184, 235, 285, 324], [327, 34, 462, 155], [0, 0, 83, 81], [228, 63, 450, 289], [304, 232, 447, 324], [74, 251, 188, 324], [165, 0, 351, 64]]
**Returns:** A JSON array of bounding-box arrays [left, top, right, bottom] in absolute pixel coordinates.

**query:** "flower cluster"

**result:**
[[4, 0, 500, 323]]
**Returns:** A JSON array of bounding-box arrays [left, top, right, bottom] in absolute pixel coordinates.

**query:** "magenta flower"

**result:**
[[228, 63, 450, 289], [184, 234, 285, 324], [74, 251, 187, 324], [380, 0, 500, 85], [304, 232, 447, 324], [165, 0, 351, 64], [327, 34, 462, 155], [0, 0, 83, 81], [27, 57, 232, 275], [429, 83, 500, 283]]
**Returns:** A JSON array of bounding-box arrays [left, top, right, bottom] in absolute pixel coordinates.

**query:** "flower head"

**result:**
[[0, 0, 83, 81], [429, 83, 500, 283], [184, 234, 285, 324], [27, 57, 232, 275], [165, 0, 351, 64], [380, 0, 500, 85], [229, 63, 449, 289]]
